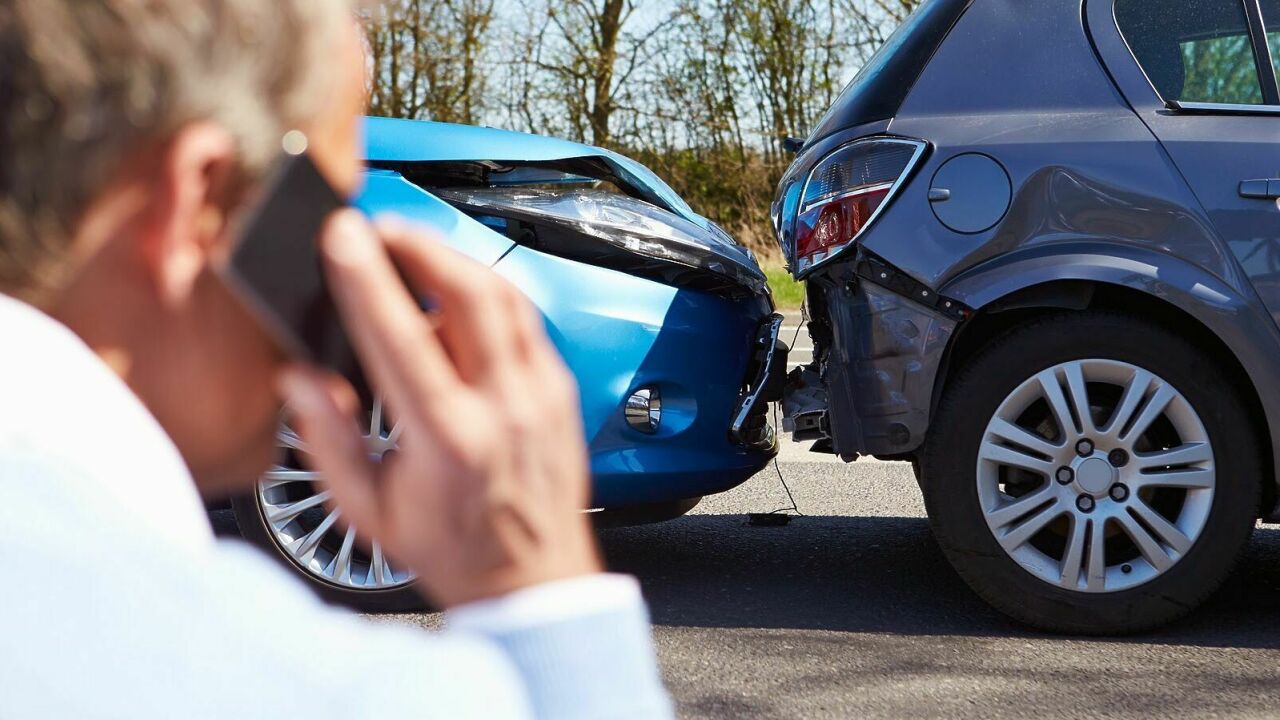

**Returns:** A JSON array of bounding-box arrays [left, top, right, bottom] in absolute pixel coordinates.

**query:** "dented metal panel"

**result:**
[[363, 116, 700, 226], [808, 261, 957, 458]]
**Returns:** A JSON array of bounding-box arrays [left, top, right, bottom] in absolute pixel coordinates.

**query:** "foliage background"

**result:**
[[363, 0, 919, 260]]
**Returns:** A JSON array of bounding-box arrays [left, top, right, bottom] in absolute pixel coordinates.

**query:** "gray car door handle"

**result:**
[[1239, 179, 1280, 199]]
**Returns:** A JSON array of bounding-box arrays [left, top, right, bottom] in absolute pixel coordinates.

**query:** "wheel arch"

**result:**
[[938, 243, 1280, 517]]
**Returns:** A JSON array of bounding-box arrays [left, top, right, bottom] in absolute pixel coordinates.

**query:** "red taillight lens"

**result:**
[[795, 184, 891, 260], [792, 138, 924, 274]]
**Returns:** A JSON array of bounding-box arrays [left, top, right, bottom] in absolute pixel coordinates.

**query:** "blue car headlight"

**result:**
[[435, 187, 767, 299]]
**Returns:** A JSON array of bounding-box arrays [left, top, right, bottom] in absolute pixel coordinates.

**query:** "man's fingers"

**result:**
[[320, 210, 457, 425], [376, 217, 520, 386], [277, 366, 382, 534]]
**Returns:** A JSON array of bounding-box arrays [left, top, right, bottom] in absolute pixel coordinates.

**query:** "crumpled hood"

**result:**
[[360, 116, 767, 300], [364, 116, 700, 227]]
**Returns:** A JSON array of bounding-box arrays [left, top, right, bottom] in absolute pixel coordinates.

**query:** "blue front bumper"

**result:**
[[494, 245, 777, 508]]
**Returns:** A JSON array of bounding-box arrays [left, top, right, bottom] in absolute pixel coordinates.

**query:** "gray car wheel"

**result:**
[[921, 311, 1260, 634], [976, 357, 1214, 593]]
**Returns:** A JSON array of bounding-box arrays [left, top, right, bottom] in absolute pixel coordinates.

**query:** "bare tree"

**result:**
[[365, 0, 495, 124], [510, 0, 682, 147], [837, 0, 922, 63], [367, 0, 922, 257]]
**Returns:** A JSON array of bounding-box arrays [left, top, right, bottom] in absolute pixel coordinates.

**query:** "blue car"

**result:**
[[231, 117, 786, 610]]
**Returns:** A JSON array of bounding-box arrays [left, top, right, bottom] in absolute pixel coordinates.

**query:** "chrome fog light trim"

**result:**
[[625, 387, 661, 433]]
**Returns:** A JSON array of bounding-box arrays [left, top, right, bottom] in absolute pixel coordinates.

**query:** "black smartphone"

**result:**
[[220, 150, 364, 389]]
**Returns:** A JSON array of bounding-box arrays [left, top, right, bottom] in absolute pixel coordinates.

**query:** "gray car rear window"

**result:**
[[804, 0, 970, 143], [1116, 0, 1266, 105]]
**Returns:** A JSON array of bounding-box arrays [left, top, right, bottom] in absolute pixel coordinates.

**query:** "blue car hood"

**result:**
[[357, 116, 766, 297], [364, 116, 700, 226]]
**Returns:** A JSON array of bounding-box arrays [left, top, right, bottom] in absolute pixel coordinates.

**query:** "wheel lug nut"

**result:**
[[1056, 466, 1074, 484], [1108, 448, 1129, 467], [1076, 495, 1095, 513], [1075, 438, 1095, 457], [1109, 483, 1129, 502]]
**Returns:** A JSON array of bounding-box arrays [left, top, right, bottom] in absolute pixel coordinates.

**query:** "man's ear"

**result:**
[[138, 122, 238, 309]]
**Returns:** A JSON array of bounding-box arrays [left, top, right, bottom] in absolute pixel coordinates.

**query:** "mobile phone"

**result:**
[[220, 150, 364, 389]]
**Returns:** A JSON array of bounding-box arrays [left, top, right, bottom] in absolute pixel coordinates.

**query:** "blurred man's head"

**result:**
[[0, 1, 368, 494]]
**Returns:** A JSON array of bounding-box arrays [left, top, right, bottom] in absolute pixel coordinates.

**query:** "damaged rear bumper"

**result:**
[[783, 255, 963, 459]]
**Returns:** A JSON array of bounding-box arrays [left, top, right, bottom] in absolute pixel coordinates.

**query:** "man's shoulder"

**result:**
[[0, 294, 200, 512], [0, 295, 126, 444], [0, 293, 95, 371]]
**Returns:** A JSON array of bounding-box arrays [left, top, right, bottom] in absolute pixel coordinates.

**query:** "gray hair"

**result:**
[[0, 0, 353, 300]]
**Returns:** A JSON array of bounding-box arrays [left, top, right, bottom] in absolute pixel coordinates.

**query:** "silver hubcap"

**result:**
[[977, 359, 1215, 593], [256, 398, 415, 591]]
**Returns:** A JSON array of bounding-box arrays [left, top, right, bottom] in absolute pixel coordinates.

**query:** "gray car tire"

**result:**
[[920, 311, 1260, 634]]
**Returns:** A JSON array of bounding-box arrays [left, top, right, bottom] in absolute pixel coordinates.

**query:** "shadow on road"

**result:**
[[599, 513, 1280, 649]]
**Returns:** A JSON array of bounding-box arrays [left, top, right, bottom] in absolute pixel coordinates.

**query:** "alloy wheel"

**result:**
[[977, 359, 1215, 593], [255, 398, 415, 591]]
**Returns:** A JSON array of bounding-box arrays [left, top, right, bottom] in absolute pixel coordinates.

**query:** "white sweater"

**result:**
[[0, 294, 672, 719]]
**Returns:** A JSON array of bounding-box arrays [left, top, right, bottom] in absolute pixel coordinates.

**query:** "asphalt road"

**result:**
[[213, 310, 1280, 717], [377, 446, 1280, 719]]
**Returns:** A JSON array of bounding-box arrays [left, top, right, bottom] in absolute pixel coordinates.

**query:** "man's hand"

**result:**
[[279, 210, 602, 608]]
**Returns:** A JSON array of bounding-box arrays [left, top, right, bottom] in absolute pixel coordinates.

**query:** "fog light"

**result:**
[[624, 387, 661, 434]]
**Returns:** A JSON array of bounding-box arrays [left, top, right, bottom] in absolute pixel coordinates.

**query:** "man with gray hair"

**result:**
[[0, 2, 672, 718]]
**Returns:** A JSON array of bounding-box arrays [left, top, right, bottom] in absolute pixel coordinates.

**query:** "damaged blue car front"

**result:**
[[231, 117, 787, 610]]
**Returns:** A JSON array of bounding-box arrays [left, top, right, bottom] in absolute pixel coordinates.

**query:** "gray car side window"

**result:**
[[1116, 0, 1267, 105]]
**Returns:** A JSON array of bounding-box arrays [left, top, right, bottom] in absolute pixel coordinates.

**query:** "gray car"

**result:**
[[774, 0, 1280, 633]]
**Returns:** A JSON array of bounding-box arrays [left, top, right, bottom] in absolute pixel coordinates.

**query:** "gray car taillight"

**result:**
[[793, 137, 927, 276]]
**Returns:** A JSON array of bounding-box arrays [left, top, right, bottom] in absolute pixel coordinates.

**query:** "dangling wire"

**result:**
[[790, 299, 806, 349], [752, 301, 809, 521], [766, 383, 803, 517], [771, 457, 802, 516]]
